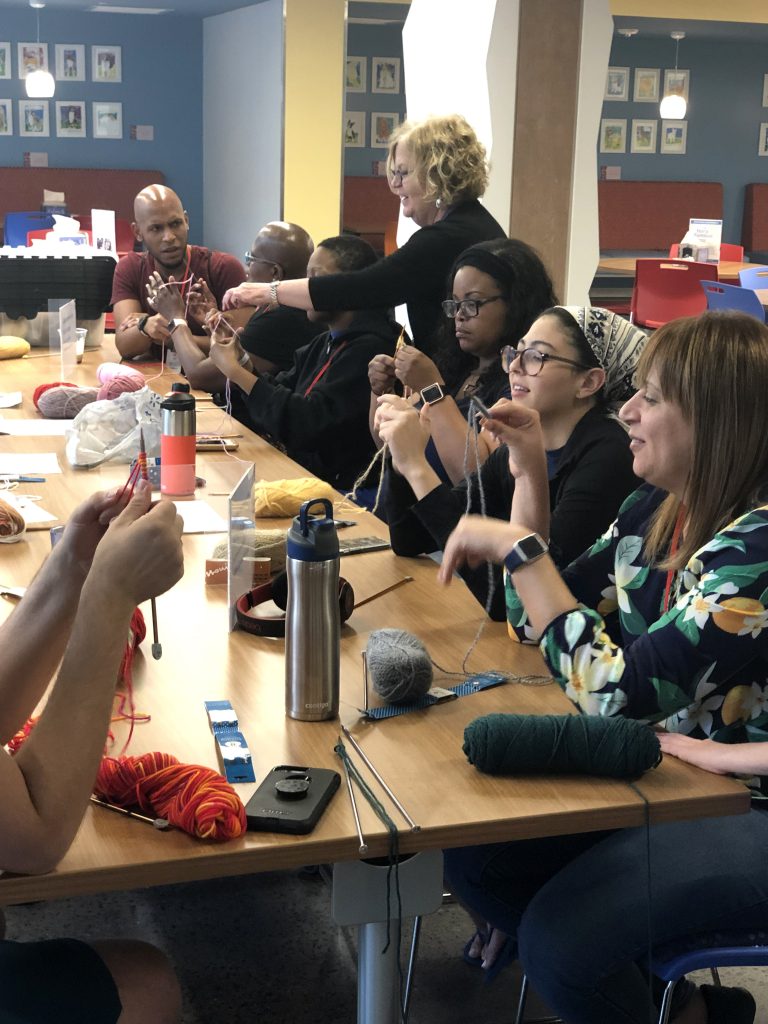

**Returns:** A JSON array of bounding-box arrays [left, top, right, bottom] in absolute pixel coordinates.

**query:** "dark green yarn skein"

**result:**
[[463, 714, 662, 779]]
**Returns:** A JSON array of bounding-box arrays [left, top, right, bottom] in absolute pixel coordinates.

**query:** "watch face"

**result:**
[[517, 534, 547, 559], [421, 383, 444, 404]]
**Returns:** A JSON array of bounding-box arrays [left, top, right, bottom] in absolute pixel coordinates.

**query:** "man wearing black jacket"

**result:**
[[206, 235, 400, 491]]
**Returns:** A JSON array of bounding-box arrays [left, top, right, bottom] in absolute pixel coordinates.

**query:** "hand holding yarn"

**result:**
[[222, 280, 270, 311], [58, 486, 135, 575], [188, 278, 217, 322], [146, 271, 184, 320], [209, 318, 247, 378], [478, 400, 546, 480], [375, 395, 430, 477], [394, 346, 441, 392], [439, 515, 529, 584], [368, 353, 398, 397]]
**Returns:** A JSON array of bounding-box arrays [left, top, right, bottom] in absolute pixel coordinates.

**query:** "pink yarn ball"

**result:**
[[97, 362, 145, 386], [97, 375, 145, 401]]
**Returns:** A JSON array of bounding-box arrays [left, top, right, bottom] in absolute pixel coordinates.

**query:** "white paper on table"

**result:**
[[171, 500, 228, 534], [0, 418, 71, 436], [0, 393, 22, 409], [0, 453, 62, 475], [1, 491, 58, 527]]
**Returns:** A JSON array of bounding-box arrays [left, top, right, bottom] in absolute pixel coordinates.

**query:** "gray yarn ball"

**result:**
[[366, 629, 433, 705]]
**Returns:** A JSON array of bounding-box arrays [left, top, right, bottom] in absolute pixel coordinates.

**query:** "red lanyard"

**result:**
[[304, 341, 348, 397], [662, 505, 687, 614]]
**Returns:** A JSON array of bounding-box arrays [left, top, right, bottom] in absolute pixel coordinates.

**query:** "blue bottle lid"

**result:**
[[287, 498, 339, 562]]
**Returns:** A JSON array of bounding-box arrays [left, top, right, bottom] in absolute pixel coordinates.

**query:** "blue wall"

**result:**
[[344, 2, 408, 176], [603, 31, 768, 243], [0, 10, 203, 234]]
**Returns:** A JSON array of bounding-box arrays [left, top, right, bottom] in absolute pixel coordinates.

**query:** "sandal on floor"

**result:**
[[462, 929, 489, 968], [480, 933, 515, 984], [700, 984, 756, 1024]]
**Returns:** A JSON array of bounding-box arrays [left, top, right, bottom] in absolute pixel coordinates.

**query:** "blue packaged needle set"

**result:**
[[204, 700, 256, 783]]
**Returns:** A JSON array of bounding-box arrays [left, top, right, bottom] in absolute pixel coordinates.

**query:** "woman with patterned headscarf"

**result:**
[[375, 304, 648, 620]]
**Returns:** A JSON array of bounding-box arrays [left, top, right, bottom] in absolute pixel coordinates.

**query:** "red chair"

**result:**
[[668, 242, 745, 261], [631, 259, 718, 329]]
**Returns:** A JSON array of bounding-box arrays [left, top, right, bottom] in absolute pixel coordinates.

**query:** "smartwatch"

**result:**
[[137, 314, 150, 338], [166, 318, 187, 333], [504, 532, 548, 574], [420, 382, 446, 406]]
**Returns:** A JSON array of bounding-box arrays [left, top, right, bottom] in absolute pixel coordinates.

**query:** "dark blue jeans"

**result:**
[[444, 809, 768, 1024]]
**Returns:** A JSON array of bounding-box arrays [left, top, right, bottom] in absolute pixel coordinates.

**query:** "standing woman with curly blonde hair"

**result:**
[[223, 114, 506, 354]]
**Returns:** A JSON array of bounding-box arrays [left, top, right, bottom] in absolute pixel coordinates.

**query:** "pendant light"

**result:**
[[25, 2, 55, 99], [659, 32, 686, 120]]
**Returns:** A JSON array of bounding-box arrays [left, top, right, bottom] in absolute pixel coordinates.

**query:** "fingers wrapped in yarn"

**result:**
[[95, 752, 247, 841], [366, 628, 433, 705], [463, 714, 662, 779], [35, 384, 99, 419], [0, 497, 26, 543], [97, 362, 146, 386]]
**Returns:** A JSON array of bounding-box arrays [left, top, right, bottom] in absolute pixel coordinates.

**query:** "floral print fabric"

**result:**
[[506, 484, 768, 797]]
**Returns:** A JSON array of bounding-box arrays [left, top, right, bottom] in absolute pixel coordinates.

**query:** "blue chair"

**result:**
[[700, 280, 766, 321], [3, 211, 55, 247], [739, 266, 768, 290]]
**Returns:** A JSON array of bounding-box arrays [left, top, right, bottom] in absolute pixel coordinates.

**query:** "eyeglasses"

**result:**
[[442, 295, 504, 319], [244, 252, 278, 271], [388, 167, 412, 186], [501, 346, 592, 375]]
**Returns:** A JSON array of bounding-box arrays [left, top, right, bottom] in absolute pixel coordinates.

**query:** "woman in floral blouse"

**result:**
[[439, 311, 768, 1024]]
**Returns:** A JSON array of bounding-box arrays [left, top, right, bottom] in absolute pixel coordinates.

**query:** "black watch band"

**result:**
[[137, 314, 150, 338], [504, 533, 548, 574]]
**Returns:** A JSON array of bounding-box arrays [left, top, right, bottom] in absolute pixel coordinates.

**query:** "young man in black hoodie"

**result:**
[[202, 234, 400, 492]]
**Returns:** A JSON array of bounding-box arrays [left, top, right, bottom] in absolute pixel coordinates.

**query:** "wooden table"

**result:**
[[597, 257, 763, 283], [0, 346, 750, 1022]]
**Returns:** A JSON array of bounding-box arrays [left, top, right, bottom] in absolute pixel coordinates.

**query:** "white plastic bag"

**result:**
[[65, 386, 162, 467]]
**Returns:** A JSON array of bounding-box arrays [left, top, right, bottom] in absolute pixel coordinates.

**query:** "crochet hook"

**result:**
[[90, 795, 170, 831], [340, 724, 420, 833], [337, 738, 368, 854], [138, 429, 162, 659]]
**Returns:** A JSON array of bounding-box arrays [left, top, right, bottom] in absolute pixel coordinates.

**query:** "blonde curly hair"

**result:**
[[386, 114, 489, 206]]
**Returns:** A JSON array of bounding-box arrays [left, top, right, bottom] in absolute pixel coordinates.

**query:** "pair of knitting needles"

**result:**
[[90, 795, 170, 831], [337, 724, 420, 854]]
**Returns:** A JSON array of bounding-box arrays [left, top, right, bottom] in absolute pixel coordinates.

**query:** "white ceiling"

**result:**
[[0, 0, 262, 17]]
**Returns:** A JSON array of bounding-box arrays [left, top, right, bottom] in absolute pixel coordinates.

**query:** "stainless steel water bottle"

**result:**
[[285, 498, 340, 721], [160, 382, 196, 496]]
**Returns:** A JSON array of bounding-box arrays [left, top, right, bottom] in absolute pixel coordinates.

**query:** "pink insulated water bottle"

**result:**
[[160, 383, 196, 496]]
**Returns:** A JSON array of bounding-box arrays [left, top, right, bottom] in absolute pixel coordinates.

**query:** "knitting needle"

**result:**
[[340, 725, 420, 833], [138, 429, 162, 659], [362, 651, 369, 713], [354, 576, 414, 610], [90, 795, 170, 831], [337, 739, 368, 854]]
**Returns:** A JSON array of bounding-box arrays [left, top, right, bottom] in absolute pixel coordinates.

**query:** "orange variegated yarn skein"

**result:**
[[95, 752, 247, 842]]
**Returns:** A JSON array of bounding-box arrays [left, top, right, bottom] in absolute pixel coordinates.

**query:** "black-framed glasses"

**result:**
[[501, 345, 592, 375], [244, 252, 278, 271], [442, 295, 504, 319], [388, 167, 412, 186]]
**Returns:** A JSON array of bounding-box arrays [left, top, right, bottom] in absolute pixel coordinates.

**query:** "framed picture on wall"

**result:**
[[660, 119, 687, 155], [0, 99, 12, 136], [758, 123, 768, 156], [599, 118, 626, 154], [93, 101, 122, 139], [55, 44, 86, 82], [663, 69, 689, 103], [633, 68, 660, 103], [0, 43, 11, 80], [630, 119, 657, 153], [19, 99, 49, 137], [345, 56, 366, 93], [92, 45, 121, 83], [371, 57, 400, 94], [344, 111, 365, 148], [762, 75, 768, 108], [17, 43, 48, 78], [604, 67, 629, 101], [55, 100, 86, 138], [371, 112, 398, 148]]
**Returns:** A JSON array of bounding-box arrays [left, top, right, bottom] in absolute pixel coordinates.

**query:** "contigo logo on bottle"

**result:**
[[304, 701, 330, 710]]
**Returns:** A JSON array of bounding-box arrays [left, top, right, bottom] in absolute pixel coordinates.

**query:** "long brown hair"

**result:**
[[639, 311, 768, 569]]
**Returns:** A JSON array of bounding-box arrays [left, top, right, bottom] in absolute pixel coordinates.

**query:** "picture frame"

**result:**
[[17, 43, 48, 79], [660, 119, 687, 155], [371, 57, 400, 94], [0, 99, 12, 136], [55, 44, 86, 82], [630, 118, 657, 154], [762, 75, 768, 108], [633, 68, 660, 103], [55, 100, 86, 138], [93, 101, 122, 139], [604, 67, 629, 102], [345, 56, 366, 93], [758, 123, 768, 157], [663, 69, 689, 103], [92, 45, 121, 84], [371, 112, 398, 148], [0, 43, 11, 81], [19, 99, 49, 137], [344, 111, 365, 148], [599, 118, 626, 154]]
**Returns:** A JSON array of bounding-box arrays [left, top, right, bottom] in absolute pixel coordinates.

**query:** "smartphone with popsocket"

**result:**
[[245, 765, 340, 835]]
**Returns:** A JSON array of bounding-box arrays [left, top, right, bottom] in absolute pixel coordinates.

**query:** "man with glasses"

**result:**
[[113, 184, 246, 360]]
